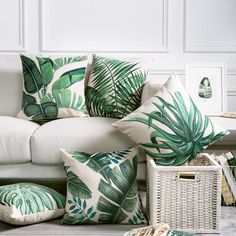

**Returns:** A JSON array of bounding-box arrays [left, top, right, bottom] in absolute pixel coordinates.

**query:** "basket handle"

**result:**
[[177, 172, 199, 181]]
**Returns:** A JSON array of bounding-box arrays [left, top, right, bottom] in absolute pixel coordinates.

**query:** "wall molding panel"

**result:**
[[0, 0, 25, 52], [40, 0, 169, 53], [183, 0, 236, 53]]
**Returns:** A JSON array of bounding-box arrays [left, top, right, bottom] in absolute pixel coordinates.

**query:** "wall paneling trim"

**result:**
[[0, 0, 25, 51], [184, 0, 236, 53], [40, 0, 169, 52]]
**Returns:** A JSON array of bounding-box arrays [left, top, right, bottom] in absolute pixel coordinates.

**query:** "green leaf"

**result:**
[[24, 102, 58, 120], [62, 214, 84, 225], [97, 156, 142, 224], [198, 77, 212, 99], [70, 152, 112, 183], [87, 206, 93, 215], [53, 56, 87, 70], [22, 92, 36, 108], [62, 195, 96, 225], [52, 68, 86, 91], [71, 152, 90, 163], [67, 171, 92, 199], [37, 57, 54, 87], [21, 55, 43, 94], [0, 183, 65, 215], [70, 150, 130, 183], [41, 89, 85, 111], [127, 91, 227, 165], [86, 55, 147, 118]]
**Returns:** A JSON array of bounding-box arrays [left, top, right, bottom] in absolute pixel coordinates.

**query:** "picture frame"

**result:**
[[186, 64, 227, 116]]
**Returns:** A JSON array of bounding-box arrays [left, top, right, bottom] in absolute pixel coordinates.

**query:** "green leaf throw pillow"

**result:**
[[17, 55, 89, 121], [0, 183, 65, 225], [61, 147, 147, 225], [85, 55, 148, 119], [113, 74, 229, 166]]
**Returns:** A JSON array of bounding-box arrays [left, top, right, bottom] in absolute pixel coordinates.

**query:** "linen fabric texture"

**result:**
[[113, 74, 229, 166], [0, 183, 65, 225], [17, 55, 89, 121], [61, 147, 147, 225]]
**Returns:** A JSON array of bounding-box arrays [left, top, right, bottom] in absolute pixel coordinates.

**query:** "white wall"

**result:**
[[0, 0, 236, 111]]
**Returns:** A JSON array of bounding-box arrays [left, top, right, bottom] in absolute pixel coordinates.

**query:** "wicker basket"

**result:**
[[146, 153, 222, 234]]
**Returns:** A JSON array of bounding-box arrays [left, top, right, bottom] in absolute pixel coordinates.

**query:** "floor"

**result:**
[[0, 207, 234, 236]]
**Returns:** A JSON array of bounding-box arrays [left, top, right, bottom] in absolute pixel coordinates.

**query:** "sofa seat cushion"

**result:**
[[31, 117, 136, 164], [0, 116, 39, 164]]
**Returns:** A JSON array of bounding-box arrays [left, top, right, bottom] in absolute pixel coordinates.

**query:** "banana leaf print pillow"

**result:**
[[17, 55, 89, 121], [0, 183, 65, 225], [60, 147, 147, 225], [113, 74, 229, 166], [85, 55, 148, 119]]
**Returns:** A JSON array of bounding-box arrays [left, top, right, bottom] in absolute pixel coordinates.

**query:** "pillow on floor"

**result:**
[[0, 183, 65, 225], [85, 55, 148, 119], [113, 74, 229, 166], [61, 147, 147, 225], [17, 55, 89, 121]]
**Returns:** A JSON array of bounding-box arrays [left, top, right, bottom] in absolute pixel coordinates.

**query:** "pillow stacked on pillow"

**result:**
[[61, 147, 147, 225], [0, 183, 65, 225], [85, 55, 148, 118], [17, 55, 89, 121], [113, 74, 229, 165]]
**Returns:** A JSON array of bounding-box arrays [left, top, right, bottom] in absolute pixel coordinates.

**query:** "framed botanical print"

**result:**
[[186, 64, 227, 116]]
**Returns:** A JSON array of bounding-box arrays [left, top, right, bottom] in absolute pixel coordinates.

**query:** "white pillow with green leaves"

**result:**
[[61, 147, 147, 225], [113, 74, 229, 166], [85, 55, 148, 119], [17, 55, 89, 121], [0, 183, 65, 225]]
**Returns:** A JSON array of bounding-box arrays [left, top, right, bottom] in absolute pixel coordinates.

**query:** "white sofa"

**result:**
[[0, 56, 235, 183]]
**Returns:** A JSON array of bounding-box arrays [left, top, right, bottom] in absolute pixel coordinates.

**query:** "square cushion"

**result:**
[[17, 55, 89, 121], [85, 55, 148, 119], [0, 183, 65, 225], [61, 147, 147, 224], [113, 74, 229, 165]]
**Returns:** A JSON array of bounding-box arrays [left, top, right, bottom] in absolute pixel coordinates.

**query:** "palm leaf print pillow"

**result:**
[[0, 183, 65, 225], [60, 147, 147, 225], [17, 55, 89, 121], [85, 55, 148, 119], [113, 74, 229, 166]]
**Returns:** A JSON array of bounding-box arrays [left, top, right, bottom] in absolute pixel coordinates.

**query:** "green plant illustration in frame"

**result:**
[[198, 77, 212, 101]]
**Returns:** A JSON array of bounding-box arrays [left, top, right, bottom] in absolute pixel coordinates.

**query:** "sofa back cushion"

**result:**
[[0, 56, 23, 116]]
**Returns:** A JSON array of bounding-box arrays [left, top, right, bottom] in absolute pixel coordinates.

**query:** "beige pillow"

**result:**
[[61, 147, 147, 224], [17, 55, 89, 121], [113, 74, 229, 165], [0, 183, 65, 225]]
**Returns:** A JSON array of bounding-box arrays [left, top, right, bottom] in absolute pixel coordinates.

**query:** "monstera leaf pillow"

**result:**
[[85, 55, 148, 119], [113, 74, 229, 166], [0, 183, 65, 225], [61, 147, 147, 225], [17, 55, 89, 121]]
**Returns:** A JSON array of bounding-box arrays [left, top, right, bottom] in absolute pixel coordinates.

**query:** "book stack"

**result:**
[[210, 152, 236, 206]]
